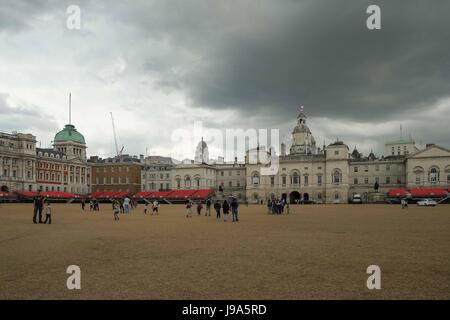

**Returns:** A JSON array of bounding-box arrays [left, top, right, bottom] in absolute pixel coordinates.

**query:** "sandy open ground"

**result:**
[[0, 202, 449, 300]]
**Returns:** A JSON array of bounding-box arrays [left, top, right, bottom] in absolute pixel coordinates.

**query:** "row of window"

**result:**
[[353, 164, 395, 172], [220, 170, 242, 177], [95, 166, 131, 173], [95, 177, 133, 184], [144, 173, 170, 179], [252, 173, 326, 186], [142, 183, 171, 191], [175, 178, 215, 189], [353, 176, 401, 185]]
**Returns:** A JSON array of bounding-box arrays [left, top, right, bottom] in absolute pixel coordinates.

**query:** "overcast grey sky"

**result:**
[[1, 0, 449, 160]]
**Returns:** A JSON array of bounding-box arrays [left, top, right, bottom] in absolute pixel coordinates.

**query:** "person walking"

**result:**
[[197, 201, 203, 216], [144, 202, 149, 214], [205, 198, 212, 216], [401, 198, 408, 209], [123, 196, 131, 214], [113, 200, 120, 221], [267, 199, 272, 214], [222, 199, 230, 222], [231, 197, 239, 222], [81, 198, 85, 211], [43, 201, 52, 224], [214, 200, 221, 221], [186, 200, 193, 218], [152, 200, 159, 215], [33, 191, 44, 224]]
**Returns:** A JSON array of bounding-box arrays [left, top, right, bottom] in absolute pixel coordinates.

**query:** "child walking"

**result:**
[[44, 201, 52, 224]]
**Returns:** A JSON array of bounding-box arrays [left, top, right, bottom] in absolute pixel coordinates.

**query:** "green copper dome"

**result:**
[[54, 124, 86, 144]]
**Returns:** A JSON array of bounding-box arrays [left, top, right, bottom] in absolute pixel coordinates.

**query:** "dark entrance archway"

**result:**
[[1, 185, 9, 193], [303, 193, 309, 202], [289, 191, 301, 204]]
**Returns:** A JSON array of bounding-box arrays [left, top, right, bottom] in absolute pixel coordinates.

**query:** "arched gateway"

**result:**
[[289, 191, 301, 204]]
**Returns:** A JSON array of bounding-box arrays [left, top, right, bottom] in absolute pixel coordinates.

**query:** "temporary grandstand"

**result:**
[[13, 191, 82, 203], [387, 188, 449, 204], [133, 189, 215, 204]]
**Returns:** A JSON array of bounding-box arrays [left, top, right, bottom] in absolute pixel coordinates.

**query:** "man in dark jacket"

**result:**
[[213, 200, 221, 220], [33, 191, 44, 224], [222, 199, 230, 222], [230, 197, 239, 222], [205, 198, 212, 216]]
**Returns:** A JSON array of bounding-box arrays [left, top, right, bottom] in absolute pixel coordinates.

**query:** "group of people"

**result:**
[[32, 191, 52, 224], [186, 197, 239, 222], [267, 198, 289, 214], [143, 200, 160, 215]]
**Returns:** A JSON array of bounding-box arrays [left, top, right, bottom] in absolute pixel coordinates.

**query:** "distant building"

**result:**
[[141, 155, 175, 191], [0, 122, 90, 194], [38, 123, 91, 194], [89, 155, 142, 194], [0, 132, 36, 193]]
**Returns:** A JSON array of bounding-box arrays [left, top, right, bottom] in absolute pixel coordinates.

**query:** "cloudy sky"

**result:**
[[1, 0, 449, 161]]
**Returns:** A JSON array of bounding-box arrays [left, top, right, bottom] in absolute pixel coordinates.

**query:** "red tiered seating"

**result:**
[[190, 189, 214, 199], [150, 191, 174, 199], [169, 190, 197, 199], [387, 188, 409, 198], [133, 191, 155, 198], [0, 191, 8, 197], [15, 191, 38, 198], [409, 188, 448, 198], [14, 191, 79, 199], [89, 191, 129, 199]]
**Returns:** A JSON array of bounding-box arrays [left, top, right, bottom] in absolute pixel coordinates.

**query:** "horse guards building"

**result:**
[[1, 107, 449, 203]]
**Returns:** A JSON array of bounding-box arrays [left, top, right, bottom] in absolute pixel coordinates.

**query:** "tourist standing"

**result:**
[[222, 199, 230, 222], [123, 196, 131, 214], [205, 198, 212, 216], [33, 191, 44, 224], [197, 201, 203, 216], [81, 198, 85, 211], [231, 197, 239, 222], [214, 200, 221, 221]]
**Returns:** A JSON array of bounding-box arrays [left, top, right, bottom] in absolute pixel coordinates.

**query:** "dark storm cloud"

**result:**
[[184, 0, 450, 121], [1, 0, 449, 157], [109, 0, 450, 122]]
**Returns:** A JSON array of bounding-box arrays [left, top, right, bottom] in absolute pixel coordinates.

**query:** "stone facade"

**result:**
[[244, 107, 450, 203], [89, 155, 142, 194], [0, 123, 90, 194], [0, 132, 37, 193], [141, 155, 174, 191]]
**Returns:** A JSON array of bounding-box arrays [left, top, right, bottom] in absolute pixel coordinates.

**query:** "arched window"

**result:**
[[195, 178, 200, 189], [185, 176, 191, 188], [429, 167, 439, 183], [332, 169, 342, 185], [252, 172, 260, 185], [292, 172, 299, 185]]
